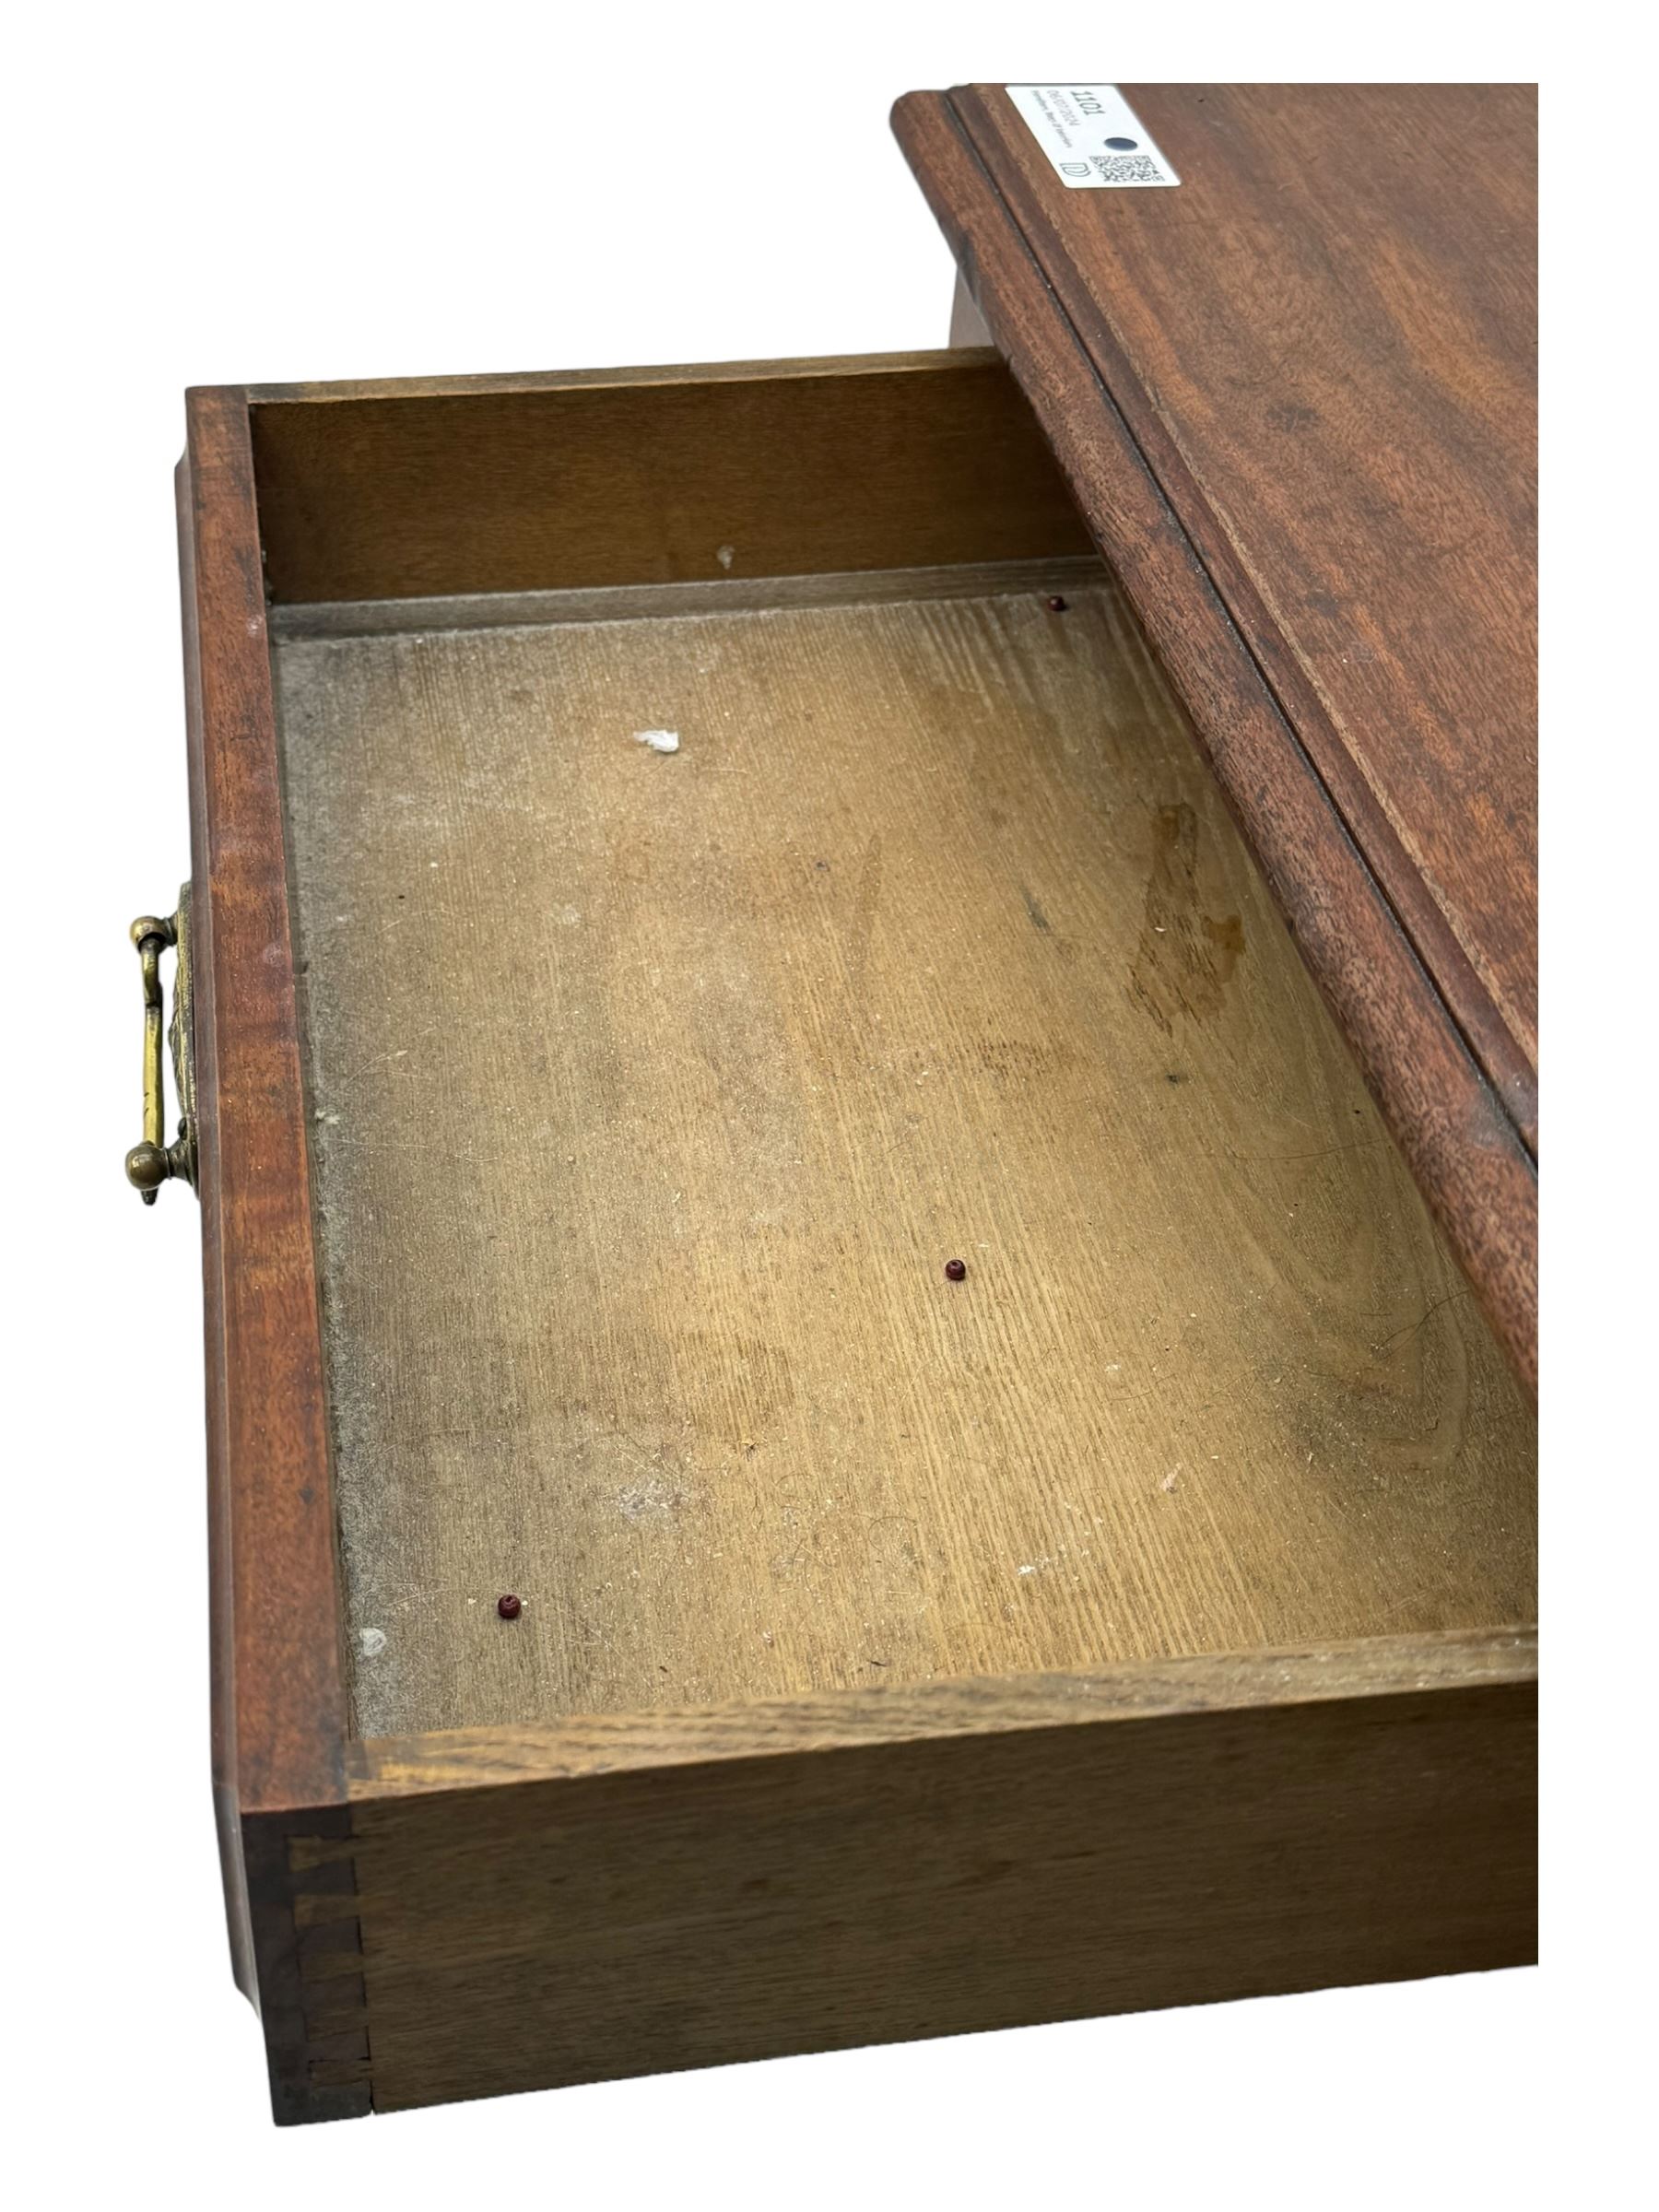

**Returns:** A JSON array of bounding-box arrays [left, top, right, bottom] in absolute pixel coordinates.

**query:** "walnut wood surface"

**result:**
[[182, 388, 348, 1818], [249, 352, 1094, 605], [182, 388, 365, 2121], [275, 566, 1534, 1740], [341, 1632, 1535, 2113], [893, 87, 1538, 1384]]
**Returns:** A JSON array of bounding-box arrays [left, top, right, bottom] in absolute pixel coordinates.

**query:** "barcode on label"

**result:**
[[1088, 154, 1163, 184], [1005, 85, 1180, 189]]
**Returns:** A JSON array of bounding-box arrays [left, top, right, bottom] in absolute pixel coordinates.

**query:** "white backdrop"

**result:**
[[2, 5, 1637, 2205]]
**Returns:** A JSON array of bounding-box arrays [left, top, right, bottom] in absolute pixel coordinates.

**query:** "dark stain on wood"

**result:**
[[1129, 803, 1245, 1030]]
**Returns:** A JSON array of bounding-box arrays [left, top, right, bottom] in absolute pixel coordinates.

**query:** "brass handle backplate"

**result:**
[[125, 885, 198, 1203]]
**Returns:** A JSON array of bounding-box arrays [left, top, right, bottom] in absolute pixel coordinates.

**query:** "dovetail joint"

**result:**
[[286, 1833, 372, 2098]]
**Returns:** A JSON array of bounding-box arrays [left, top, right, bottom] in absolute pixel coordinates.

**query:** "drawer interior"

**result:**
[[255, 354, 1535, 1741]]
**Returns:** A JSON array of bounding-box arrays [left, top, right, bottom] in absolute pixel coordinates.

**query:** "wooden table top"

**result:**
[[894, 84, 1537, 1382]]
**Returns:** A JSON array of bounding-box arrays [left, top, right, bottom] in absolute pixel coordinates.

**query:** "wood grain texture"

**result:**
[[182, 387, 362, 2122], [178, 442, 258, 2006], [893, 88, 1538, 1387], [177, 352, 1535, 2125], [948, 87, 1537, 1103], [352, 1628, 1536, 1791], [275, 567, 1533, 1740], [343, 1631, 1536, 2113], [249, 351, 1094, 606], [182, 386, 348, 1815], [267, 554, 1110, 642]]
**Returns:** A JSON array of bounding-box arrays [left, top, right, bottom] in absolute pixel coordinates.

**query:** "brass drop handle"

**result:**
[[125, 886, 198, 1202]]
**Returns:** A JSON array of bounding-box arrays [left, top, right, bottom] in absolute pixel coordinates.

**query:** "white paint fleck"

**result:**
[[634, 728, 680, 754], [715, 544, 735, 571], [360, 1627, 387, 1658]]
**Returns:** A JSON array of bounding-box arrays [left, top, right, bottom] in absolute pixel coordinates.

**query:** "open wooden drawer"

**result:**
[[159, 349, 1535, 2123]]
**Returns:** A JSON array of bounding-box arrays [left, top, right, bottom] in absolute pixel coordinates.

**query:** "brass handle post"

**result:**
[[125, 888, 197, 1202]]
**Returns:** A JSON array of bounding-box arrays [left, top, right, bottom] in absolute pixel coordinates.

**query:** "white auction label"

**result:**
[[1005, 86, 1180, 189]]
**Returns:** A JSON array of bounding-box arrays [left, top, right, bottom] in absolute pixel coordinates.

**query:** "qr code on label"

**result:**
[[1091, 154, 1163, 183]]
